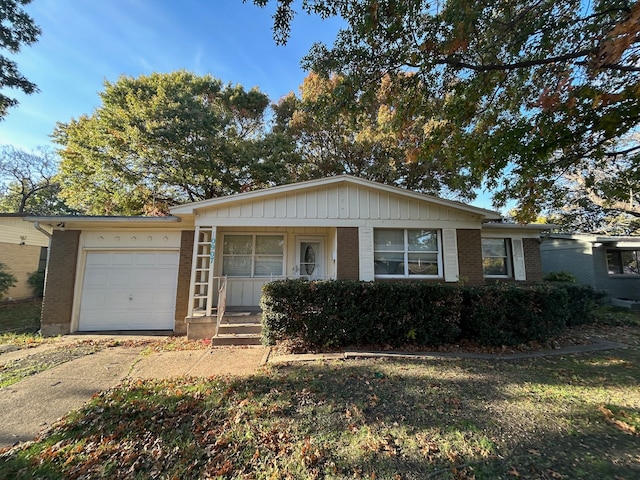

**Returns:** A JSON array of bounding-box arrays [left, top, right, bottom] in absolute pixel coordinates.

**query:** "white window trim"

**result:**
[[221, 233, 285, 278], [482, 238, 513, 279], [374, 228, 443, 279]]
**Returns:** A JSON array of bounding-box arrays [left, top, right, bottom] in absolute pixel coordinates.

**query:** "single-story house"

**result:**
[[23, 176, 552, 339], [541, 234, 640, 301], [0, 214, 51, 301]]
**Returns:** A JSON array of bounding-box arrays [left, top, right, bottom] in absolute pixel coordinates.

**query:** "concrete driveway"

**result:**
[[0, 339, 267, 448]]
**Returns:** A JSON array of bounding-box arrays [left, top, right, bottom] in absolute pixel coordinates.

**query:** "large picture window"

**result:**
[[482, 238, 512, 277], [374, 229, 441, 277], [222, 234, 284, 277], [607, 249, 640, 275]]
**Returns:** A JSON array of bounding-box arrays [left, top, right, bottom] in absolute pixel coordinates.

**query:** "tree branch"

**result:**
[[437, 48, 599, 72]]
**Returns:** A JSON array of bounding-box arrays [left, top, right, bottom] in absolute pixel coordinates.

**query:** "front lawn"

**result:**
[[1, 334, 638, 479]]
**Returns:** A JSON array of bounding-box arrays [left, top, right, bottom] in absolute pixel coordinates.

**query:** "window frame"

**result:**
[[481, 237, 513, 278], [221, 233, 285, 278], [606, 249, 640, 276], [373, 228, 442, 279]]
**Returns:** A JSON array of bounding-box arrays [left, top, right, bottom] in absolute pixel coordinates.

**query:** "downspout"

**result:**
[[33, 222, 53, 314]]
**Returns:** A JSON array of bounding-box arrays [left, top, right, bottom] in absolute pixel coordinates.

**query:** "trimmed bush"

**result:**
[[460, 283, 569, 346], [261, 280, 462, 349], [552, 283, 606, 326], [543, 271, 577, 283], [261, 280, 605, 350]]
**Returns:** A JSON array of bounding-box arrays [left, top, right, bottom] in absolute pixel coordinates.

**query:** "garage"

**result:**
[[78, 250, 180, 331]]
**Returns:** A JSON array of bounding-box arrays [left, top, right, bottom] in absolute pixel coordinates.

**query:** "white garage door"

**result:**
[[78, 251, 180, 331]]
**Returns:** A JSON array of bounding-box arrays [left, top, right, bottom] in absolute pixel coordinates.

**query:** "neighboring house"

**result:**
[[24, 176, 551, 337], [0, 214, 51, 301], [541, 234, 640, 301]]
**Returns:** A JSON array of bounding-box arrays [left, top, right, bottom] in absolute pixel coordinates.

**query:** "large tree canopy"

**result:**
[[53, 71, 272, 215], [274, 71, 468, 196], [0, 0, 41, 120], [254, 0, 640, 220]]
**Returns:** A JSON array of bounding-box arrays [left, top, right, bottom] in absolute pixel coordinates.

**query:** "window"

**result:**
[[374, 229, 441, 277], [607, 250, 640, 275], [482, 238, 512, 277], [222, 234, 284, 277]]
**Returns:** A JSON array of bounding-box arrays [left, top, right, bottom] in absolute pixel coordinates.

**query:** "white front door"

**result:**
[[296, 237, 325, 279]]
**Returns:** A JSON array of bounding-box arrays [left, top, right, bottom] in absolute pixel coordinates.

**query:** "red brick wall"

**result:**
[[173, 230, 194, 335], [41, 230, 80, 336], [523, 237, 543, 282], [336, 227, 359, 280], [456, 229, 484, 285]]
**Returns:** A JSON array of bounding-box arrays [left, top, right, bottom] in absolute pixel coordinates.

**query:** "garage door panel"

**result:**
[[134, 253, 158, 266], [158, 252, 180, 266], [85, 252, 111, 266], [79, 251, 179, 331], [111, 253, 134, 266]]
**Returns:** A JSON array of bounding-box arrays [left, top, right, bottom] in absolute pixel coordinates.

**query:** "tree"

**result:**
[[253, 0, 640, 220], [0, 145, 72, 214], [53, 71, 272, 215], [0, 0, 41, 120], [548, 136, 640, 234], [274, 71, 470, 196]]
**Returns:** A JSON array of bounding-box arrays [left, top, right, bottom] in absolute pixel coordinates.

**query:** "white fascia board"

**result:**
[[22, 215, 182, 231], [482, 223, 557, 238]]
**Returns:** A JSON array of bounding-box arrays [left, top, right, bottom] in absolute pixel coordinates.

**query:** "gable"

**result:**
[[172, 176, 498, 228]]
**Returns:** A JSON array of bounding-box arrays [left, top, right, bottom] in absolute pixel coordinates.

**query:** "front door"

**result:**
[[296, 237, 325, 279]]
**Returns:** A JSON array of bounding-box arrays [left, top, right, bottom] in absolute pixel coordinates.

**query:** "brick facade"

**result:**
[[455, 229, 484, 285], [174, 230, 194, 334], [41, 230, 80, 336], [336, 227, 359, 280], [523, 237, 543, 282]]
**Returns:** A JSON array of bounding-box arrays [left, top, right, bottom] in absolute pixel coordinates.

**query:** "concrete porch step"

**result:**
[[217, 322, 262, 335], [212, 310, 262, 346], [212, 333, 262, 346]]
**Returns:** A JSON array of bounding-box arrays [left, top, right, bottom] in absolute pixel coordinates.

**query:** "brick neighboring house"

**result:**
[[25, 176, 551, 338], [0, 214, 51, 301]]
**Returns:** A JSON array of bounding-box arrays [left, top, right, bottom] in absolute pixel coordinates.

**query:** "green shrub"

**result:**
[[553, 283, 606, 326], [28, 270, 45, 298], [0, 263, 17, 300], [544, 271, 577, 283], [261, 280, 462, 349], [261, 280, 603, 350], [460, 283, 570, 346]]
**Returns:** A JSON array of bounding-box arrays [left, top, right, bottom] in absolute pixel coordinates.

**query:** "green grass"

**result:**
[[1, 345, 638, 479]]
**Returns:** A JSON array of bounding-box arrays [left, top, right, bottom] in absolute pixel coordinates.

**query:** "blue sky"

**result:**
[[0, 0, 501, 211], [0, 0, 343, 150]]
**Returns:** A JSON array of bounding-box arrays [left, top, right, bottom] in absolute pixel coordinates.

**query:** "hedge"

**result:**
[[260, 280, 605, 349]]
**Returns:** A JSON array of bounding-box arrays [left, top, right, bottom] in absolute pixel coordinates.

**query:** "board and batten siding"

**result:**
[[196, 184, 483, 229]]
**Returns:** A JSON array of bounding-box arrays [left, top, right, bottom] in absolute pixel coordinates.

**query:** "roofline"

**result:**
[[170, 175, 502, 219], [548, 233, 640, 242], [482, 223, 558, 231], [22, 215, 181, 230], [22, 215, 180, 223]]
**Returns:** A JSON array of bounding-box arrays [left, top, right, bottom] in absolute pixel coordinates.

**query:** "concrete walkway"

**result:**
[[0, 340, 267, 448]]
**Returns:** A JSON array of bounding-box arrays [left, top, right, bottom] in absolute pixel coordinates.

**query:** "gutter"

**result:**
[[33, 221, 52, 238]]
